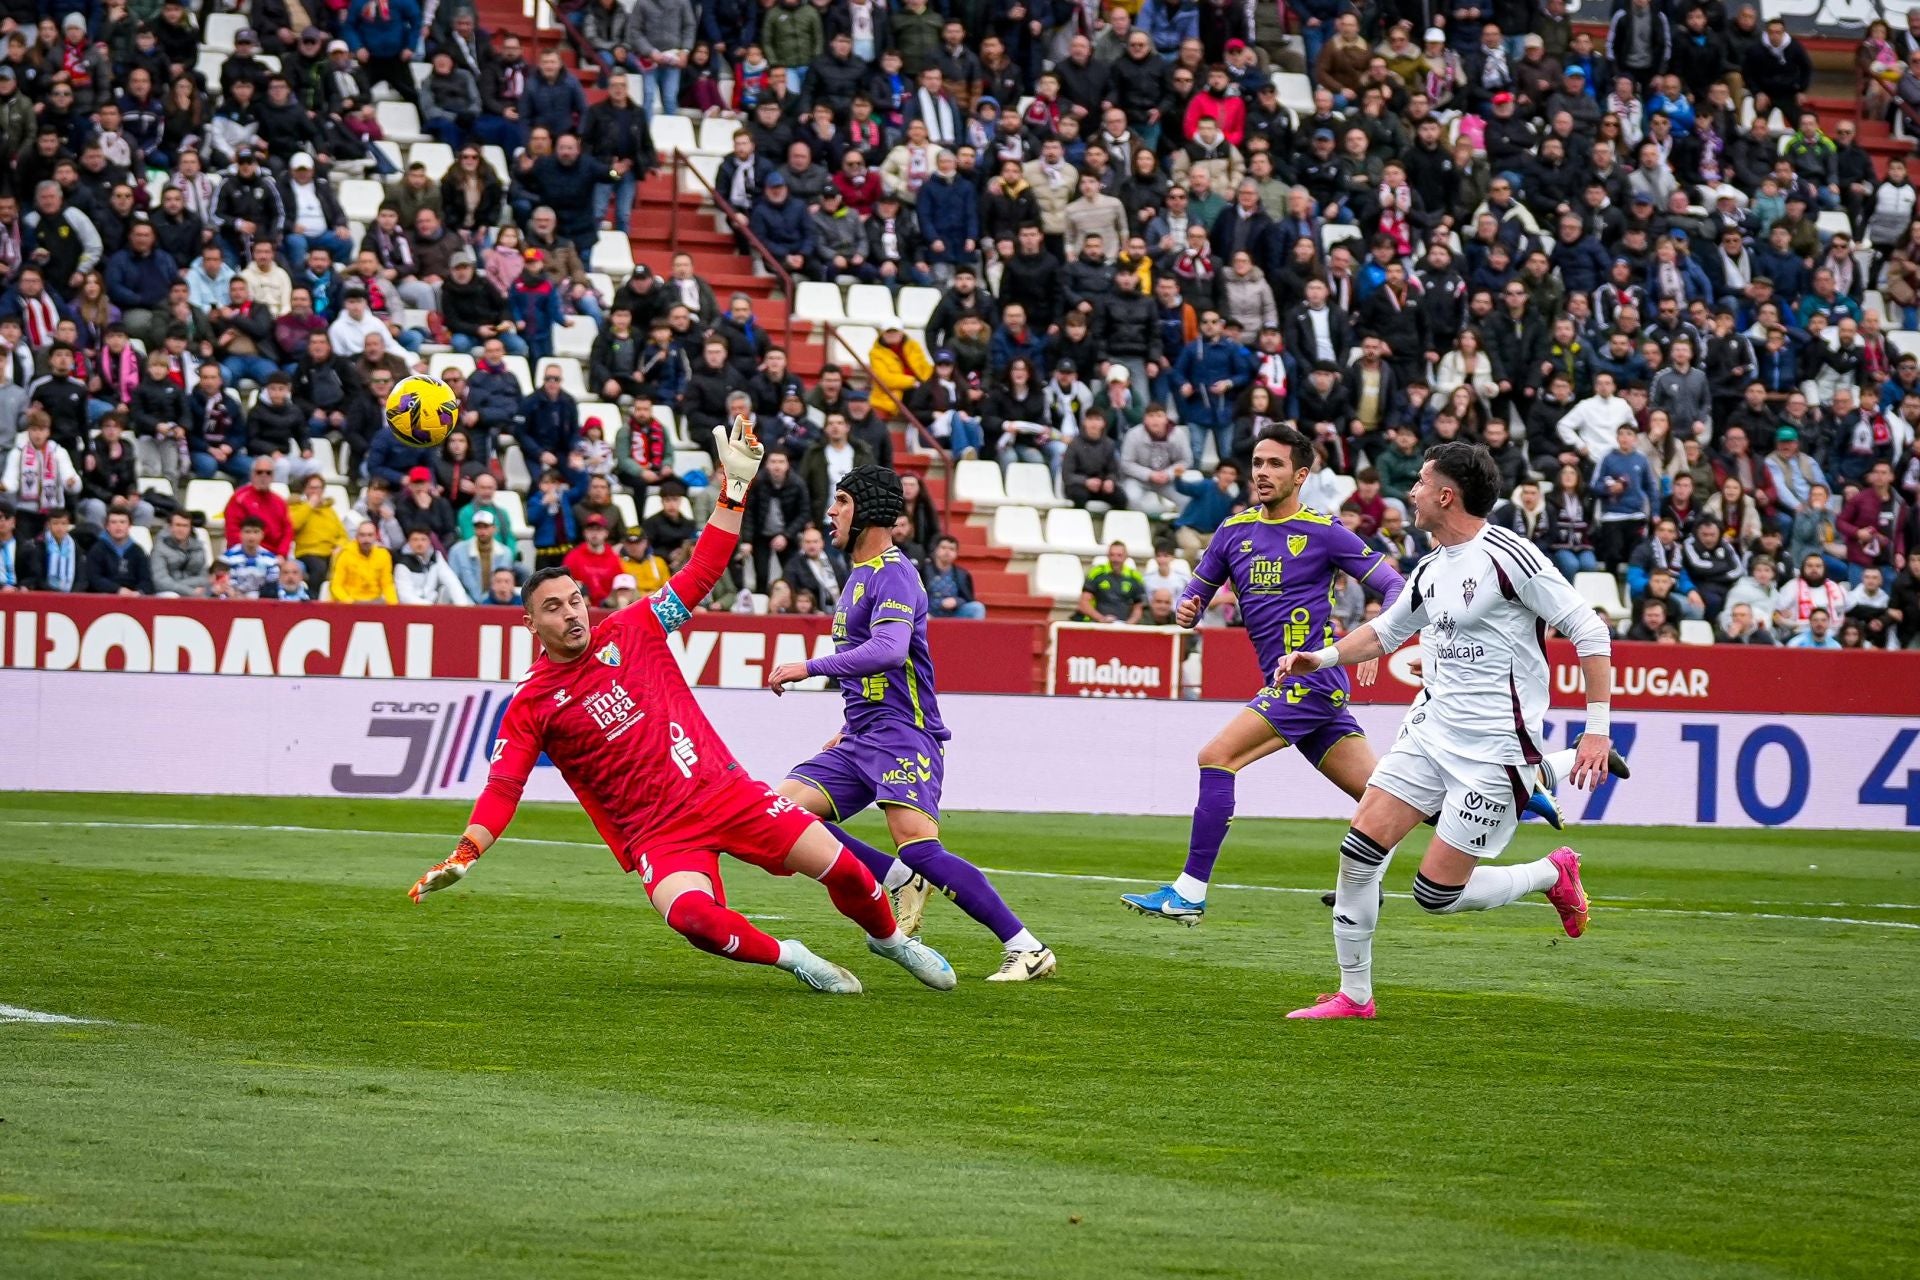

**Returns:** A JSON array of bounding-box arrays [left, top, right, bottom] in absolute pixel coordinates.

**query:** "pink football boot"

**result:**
[[1545, 847, 1590, 938], [1286, 992, 1376, 1020]]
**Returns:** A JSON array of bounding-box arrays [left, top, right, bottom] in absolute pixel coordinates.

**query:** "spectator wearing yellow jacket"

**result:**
[[289, 475, 349, 587], [868, 324, 932, 417], [330, 521, 399, 604]]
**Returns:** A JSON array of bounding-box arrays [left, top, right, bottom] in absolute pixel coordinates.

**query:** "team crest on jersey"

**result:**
[[1287, 533, 1307, 556], [1240, 539, 1254, 553], [1460, 577, 1477, 607], [1432, 611, 1458, 640], [852, 581, 866, 605], [596, 642, 622, 667]]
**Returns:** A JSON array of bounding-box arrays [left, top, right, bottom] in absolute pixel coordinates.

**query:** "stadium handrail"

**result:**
[[672, 151, 796, 355]]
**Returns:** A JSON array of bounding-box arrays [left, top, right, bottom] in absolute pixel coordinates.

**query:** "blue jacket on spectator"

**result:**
[[1593, 446, 1655, 521], [1551, 236, 1611, 296], [1750, 242, 1807, 302], [467, 365, 522, 432], [344, 0, 421, 60], [530, 155, 602, 243], [1643, 252, 1713, 305], [363, 426, 416, 486], [521, 73, 586, 139], [1138, 0, 1199, 52], [105, 245, 179, 309], [515, 388, 580, 464], [750, 192, 816, 262], [530, 465, 591, 548], [1173, 336, 1253, 428], [1589, 348, 1649, 389], [1172, 472, 1239, 533], [989, 323, 1047, 376], [916, 173, 978, 265], [509, 278, 564, 352]]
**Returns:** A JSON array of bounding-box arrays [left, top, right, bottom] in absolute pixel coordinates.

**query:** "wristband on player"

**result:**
[[716, 492, 747, 512], [1584, 703, 1611, 738], [1311, 645, 1342, 670]]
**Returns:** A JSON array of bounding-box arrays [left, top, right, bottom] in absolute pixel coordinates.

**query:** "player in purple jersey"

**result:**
[[1121, 426, 1409, 923], [768, 466, 1056, 982], [1123, 425, 1609, 923]]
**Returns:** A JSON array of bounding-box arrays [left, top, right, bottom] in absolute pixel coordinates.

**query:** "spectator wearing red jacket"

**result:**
[[562, 514, 625, 605], [1184, 66, 1247, 146], [224, 459, 295, 556], [1837, 460, 1911, 583]]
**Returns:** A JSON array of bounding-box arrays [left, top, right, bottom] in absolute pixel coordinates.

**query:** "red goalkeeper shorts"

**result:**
[[629, 773, 819, 901]]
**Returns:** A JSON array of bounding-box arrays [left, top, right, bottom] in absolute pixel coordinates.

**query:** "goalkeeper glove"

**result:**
[[409, 836, 483, 903], [712, 413, 764, 509]]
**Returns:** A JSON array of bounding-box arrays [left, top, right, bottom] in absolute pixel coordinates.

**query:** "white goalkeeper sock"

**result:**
[[1333, 830, 1392, 1005], [881, 859, 915, 892], [1455, 857, 1559, 911], [1537, 748, 1579, 791], [775, 939, 806, 970], [1172, 872, 1209, 902]]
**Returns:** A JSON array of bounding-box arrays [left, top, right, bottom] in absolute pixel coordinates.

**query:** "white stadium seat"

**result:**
[[952, 459, 1006, 506], [1034, 553, 1088, 600], [376, 102, 426, 145], [844, 284, 900, 328], [673, 449, 710, 476], [1044, 507, 1103, 556], [612, 493, 640, 532], [990, 504, 1047, 554], [828, 324, 878, 366], [184, 479, 233, 525], [195, 50, 227, 87], [338, 179, 384, 224], [1678, 619, 1716, 646], [204, 13, 248, 52], [493, 491, 532, 539], [553, 317, 596, 361], [576, 401, 620, 436], [502, 355, 534, 395], [1272, 71, 1315, 113], [896, 286, 941, 329], [698, 117, 740, 155], [308, 438, 344, 484], [1888, 331, 1920, 362], [1816, 210, 1853, 241], [594, 231, 636, 283], [482, 145, 511, 185], [428, 352, 476, 382], [324, 484, 355, 531], [1322, 223, 1362, 253], [650, 114, 697, 157], [1004, 462, 1064, 509], [680, 153, 721, 197], [1319, 472, 1358, 510], [408, 142, 456, 178], [1101, 510, 1155, 559], [499, 446, 532, 494], [792, 281, 846, 325], [128, 525, 153, 552], [1574, 571, 1629, 620]]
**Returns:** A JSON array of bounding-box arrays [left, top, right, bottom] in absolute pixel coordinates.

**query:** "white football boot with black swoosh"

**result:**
[[985, 946, 1057, 983]]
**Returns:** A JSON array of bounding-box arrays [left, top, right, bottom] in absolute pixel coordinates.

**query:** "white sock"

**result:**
[[881, 859, 914, 892], [1538, 748, 1578, 791], [775, 939, 806, 970], [1172, 872, 1209, 902], [1333, 833, 1392, 1004], [1004, 928, 1042, 952], [869, 928, 907, 948], [1456, 857, 1558, 911]]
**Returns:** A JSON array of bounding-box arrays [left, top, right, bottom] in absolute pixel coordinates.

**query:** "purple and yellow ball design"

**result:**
[[385, 373, 459, 448]]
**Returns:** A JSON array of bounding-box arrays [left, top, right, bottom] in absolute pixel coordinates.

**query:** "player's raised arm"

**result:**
[[644, 416, 764, 634], [410, 701, 541, 902], [1327, 525, 1407, 685], [1519, 566, 1615, 790]]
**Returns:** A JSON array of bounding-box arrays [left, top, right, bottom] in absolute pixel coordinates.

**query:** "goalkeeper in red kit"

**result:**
[[407, 417, 956, 996]]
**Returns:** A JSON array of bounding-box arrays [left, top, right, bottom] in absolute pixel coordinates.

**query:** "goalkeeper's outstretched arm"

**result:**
[[410, 705, 537, 902]]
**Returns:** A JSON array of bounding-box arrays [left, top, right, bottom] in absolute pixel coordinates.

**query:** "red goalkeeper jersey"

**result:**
[[469, 523, 743, 870]]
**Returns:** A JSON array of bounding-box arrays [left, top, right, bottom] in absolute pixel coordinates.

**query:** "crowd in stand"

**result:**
[[0, 0, 1917, 650]]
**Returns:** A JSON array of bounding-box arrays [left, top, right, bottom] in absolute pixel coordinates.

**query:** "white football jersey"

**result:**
[[1369, 523, 1610, 766]]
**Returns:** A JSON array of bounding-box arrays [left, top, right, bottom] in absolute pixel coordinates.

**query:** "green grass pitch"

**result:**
[[2, 791, 1918, 1278]]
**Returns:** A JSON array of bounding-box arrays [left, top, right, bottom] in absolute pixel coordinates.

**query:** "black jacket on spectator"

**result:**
[[997, 249, 1064, 330], [81, 437, 139, 510], [441, 274, 512, 340], [683, 362, 750, 454], [1063, 431, 1122, 505], [248, 399, 309, 455], [85, 536, 153, 593], [130, 378, 189, 437], [927, 285, 999, 348], [1284, 303, 1352, 370], [19, 536, 94, 592], [744, 468, 811, 546]]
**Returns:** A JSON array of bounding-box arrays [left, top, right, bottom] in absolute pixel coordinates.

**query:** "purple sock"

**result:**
[[823, 822, 898, 881], [895, 837, 1025, 944], [1181, 766, 1237, 886]]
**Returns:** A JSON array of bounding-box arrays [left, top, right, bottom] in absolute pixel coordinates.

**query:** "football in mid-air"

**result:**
[[386, 374, 459, 448]]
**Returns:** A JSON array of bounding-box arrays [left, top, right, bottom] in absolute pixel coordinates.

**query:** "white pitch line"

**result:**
[[0, 1004, 102, 1024], [4, 819, 1919, 931]]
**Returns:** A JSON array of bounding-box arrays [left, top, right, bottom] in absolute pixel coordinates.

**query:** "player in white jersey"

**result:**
[[1272, 442, 1618, 1020]]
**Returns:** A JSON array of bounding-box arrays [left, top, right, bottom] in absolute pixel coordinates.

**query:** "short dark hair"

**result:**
[[1254, 422, 1313, 471], [934, 533, 959, 550], [522, 566, 575, 609], [1424, 441, 1501, 516], [240, 516, 266, 531]]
